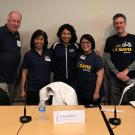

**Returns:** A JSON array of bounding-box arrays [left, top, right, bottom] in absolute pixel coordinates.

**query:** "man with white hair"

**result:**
[[0, 11, 22, 104]]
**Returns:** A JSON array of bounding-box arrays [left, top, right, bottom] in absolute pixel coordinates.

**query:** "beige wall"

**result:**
[[1, 0, 135, 55]]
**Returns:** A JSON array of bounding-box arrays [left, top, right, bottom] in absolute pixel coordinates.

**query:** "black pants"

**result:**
[[109, 74, 126, 105], [26, 90, 39, 105], [0, 88, 11, 105]]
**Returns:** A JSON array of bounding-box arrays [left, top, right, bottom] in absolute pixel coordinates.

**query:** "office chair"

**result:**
[[119, 83, 135, 105], [40, 82, 78, 105], [0, 88, 11, 105]]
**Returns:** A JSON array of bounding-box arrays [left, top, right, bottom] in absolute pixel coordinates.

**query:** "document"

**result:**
[[129, 101, 135, 108], [53, 110, 85, 124], [101, 107, 123, 113]]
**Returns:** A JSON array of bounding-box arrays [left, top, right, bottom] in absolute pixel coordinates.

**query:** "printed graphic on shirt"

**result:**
[[69, 49, 75, 53], [78, 62, 91, 72], [113, 41, 132, 54]]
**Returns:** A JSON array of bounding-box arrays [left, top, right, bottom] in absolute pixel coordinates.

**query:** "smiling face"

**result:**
[[113, 17, 127, 36], [81, 38, 92, 55], [60, 29, 71, 45], [7, 11, 22, 33], [34, 35, 45, 50]]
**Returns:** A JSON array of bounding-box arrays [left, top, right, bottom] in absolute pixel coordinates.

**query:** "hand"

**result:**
[[93, 92, 100, 102], [21, 90, 26, 98], [116, 68, 130, 82], [116, 73, 129, 81]]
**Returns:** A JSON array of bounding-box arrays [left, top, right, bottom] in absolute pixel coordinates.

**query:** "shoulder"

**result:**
[[68, 43, 79, 52], [106, 34, 117, 41], [72, 42, 79, 49], [91, 52, 103, 60], [90, 52, 104, 68], [127, 33, 135, 39], [105, 35, 117, 50], [51, 42, 61, 50], [0, 25, 6, 31], [0, 25, 7, 35], [24, 50, 33, 57]]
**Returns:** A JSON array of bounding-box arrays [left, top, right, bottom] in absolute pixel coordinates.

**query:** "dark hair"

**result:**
[[79, 34, 95, 50], [113, 13, 127, 22], [57, 24, 77, 43], [30, 29, 48, 50]]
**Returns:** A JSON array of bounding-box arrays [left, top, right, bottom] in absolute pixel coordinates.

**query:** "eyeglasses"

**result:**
[[81, 41, 91, 44]]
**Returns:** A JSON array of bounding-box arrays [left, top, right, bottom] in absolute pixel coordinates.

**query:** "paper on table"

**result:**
[[129, 101, 135, 107], [53, 110, 85, 124], [101, 107, 123, 113]]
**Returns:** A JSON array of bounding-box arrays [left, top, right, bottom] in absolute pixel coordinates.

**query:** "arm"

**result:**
[[93, 68, 104, 101], [128, 60, 135, 71], [103, 52, 119, 74], [21, 69, 27, 98], [118, 60, 135, 81], [118, 59, 135, 78], [103, 52, 129, 81]]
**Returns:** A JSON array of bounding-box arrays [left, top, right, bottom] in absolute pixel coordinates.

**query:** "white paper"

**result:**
[[129, 101, 135, 107], [101, 107, 123, 113], [53, 110, 85, 124]]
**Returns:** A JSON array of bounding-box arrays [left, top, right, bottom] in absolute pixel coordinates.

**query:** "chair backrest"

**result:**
[[40, 82, 78, 105], [119, 83, 135, 105], [0, 88, 11, 105]]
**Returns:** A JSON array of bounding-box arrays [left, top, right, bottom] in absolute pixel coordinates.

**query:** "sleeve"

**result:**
[[22, 53, 30, 69], [49, 44, 55, 72], [0, 29, 3, 49], [94, 55, 104, 72], [128, 60, 135, 71], [103, 52, 119, 74], [103, 37, 119, 74], [104, 38, 112, 53]]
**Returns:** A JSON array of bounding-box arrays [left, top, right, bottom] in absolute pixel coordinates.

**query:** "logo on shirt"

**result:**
[[113, 41, 132, 54], [79, 63, 91, 72], [69, 49, 75, 53]]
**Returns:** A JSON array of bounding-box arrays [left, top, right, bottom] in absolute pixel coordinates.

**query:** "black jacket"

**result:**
[[50, 42, 79, 80]]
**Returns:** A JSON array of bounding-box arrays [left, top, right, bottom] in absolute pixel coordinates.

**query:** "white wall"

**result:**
[[1, 0, 135, 54]]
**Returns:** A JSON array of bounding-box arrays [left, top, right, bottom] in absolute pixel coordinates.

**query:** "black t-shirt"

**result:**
[[77, 51, 104, 100], [0, 25, 21, 83], [104, 34, 135, 78]]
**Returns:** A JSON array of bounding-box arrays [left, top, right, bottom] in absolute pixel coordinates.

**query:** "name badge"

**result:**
[[80, 55, 86, 60], [44, 56, 51, 62], [17, 40, 21, 47]]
